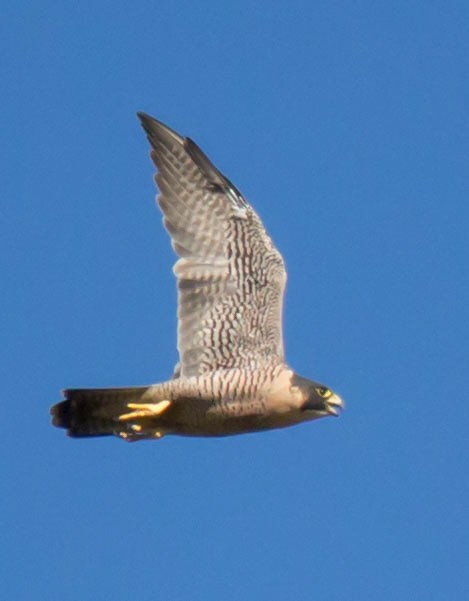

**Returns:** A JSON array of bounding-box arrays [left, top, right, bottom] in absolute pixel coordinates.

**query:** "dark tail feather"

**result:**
[[51, 387, 150, 437]]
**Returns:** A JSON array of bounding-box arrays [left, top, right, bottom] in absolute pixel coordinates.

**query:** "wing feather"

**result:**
[[138, 113, 287, 378]]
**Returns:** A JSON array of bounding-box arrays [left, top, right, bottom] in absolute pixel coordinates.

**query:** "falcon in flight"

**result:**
[[51, 113, 344, 441]]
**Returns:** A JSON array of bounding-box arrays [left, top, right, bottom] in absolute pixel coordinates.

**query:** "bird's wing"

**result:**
[[138, 113, 287, 378]]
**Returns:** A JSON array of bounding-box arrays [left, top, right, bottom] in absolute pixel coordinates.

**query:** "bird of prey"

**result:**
[[51, 113, 344, 442]]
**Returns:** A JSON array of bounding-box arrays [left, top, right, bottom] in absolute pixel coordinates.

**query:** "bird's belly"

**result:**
[[165, 400, 313, 437]]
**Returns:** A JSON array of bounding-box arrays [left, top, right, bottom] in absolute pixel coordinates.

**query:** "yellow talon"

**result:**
[[118, 399, 172, 422], [116, 426, 166, 441]]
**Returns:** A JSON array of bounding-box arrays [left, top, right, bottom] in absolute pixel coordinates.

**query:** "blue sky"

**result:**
[[2, 1, 468, 599]]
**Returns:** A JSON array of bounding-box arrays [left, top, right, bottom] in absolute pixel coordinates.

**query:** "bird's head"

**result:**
[[292, 374, 345, 417]]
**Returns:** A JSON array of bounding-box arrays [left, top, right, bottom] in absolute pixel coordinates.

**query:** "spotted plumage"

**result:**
[[50, 113, 343, 441]]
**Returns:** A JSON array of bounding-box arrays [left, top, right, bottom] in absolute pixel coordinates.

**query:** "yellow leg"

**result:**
[[117, 426, 166, 441], [118, 399, 172, 422]]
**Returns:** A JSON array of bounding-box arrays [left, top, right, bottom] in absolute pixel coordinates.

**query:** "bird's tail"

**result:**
[[51, 387, 151, 438]]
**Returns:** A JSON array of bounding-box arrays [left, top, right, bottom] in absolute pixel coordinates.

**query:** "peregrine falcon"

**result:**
[[51, 113, 344, 442]]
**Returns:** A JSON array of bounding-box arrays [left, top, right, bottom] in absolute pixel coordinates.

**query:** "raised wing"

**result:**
[[138, 113, 287, 378]]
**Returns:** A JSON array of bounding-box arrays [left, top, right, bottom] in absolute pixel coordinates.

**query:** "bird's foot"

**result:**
[[116, 426, 167, 442], [118, 399, 172, 422]]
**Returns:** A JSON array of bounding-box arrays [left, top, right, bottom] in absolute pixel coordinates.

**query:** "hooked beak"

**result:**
[[324, 393, 345, 417]]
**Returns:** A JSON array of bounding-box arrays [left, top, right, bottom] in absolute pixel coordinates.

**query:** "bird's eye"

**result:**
[[316, 387, 332, 398]]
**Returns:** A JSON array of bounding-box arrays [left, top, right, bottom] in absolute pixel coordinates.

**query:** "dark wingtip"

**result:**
[[136, 112, 185, 147], [137, 111, 153, 127]]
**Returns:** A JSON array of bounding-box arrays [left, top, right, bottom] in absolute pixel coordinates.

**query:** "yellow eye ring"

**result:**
[[316, 387, 332, 399]]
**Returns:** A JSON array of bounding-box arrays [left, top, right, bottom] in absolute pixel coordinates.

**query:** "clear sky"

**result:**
[[2, 1, 468, 600]]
